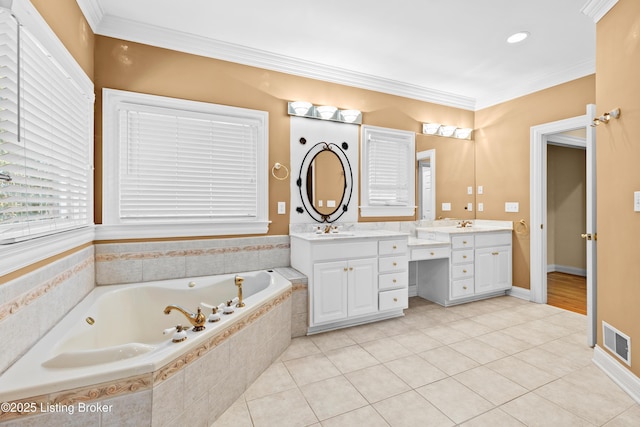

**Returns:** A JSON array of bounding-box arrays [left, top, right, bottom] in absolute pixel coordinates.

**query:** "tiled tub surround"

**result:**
[[0, 274, 292, 426], [95, 236, 291, 286], [0, 246, 95, 375], [275, 267, 309, 338]]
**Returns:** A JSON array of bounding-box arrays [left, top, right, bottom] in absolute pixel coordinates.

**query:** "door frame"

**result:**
[[530, 104, 596, 345]]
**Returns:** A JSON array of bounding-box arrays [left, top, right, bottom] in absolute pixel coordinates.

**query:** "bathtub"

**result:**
[[0, 269, 291, 402]]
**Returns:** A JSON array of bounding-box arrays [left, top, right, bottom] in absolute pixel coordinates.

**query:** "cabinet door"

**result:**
[[475, 246, 512, 294], [347, 258, 378, 317], [313, 261, 348, 325]]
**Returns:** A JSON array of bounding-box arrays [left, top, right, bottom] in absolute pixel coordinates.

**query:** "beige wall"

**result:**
[[547, 145, 586, 271], [93, 36, 475, 234], [474, 75, 595, 288], [595, 0, 640, 374]]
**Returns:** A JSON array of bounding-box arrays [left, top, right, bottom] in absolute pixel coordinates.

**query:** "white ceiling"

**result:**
[[78, 0, 598, 110]]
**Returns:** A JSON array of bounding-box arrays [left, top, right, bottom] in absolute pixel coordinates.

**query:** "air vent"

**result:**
[[603, 321, 631, 366]]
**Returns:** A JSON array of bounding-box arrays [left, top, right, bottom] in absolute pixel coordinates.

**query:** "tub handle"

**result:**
[[163, 325, 189, 343]]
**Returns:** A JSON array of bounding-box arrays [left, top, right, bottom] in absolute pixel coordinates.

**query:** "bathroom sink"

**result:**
[[312, 232, 356, 238]]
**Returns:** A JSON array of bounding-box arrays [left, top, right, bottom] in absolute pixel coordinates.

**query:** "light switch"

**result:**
[[442, 202, 451, 211], [635, 191, 640, 212], [467, 186, 473, 195], [505, 202, 519, 213], [477, 185, 483, 195], [277, 201, 286, 214], [478, 202, 484, 212]]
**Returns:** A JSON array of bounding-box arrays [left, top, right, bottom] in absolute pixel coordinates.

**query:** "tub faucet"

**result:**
[[235, 275, 245, 308], [163, 305, 206, 331]]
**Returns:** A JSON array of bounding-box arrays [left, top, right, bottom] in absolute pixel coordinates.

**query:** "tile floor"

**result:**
[[212, 296, 640, 426]]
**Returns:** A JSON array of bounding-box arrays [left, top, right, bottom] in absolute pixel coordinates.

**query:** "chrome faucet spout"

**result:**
[[164, 305, 206, 331]]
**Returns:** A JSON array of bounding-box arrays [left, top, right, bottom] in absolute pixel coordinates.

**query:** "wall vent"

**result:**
[[603, 321, 631, 366]]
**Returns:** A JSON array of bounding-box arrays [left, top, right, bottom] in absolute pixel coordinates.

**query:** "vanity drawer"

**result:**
[[379, 272, 408, 291], [475, 232, 511, 248], [379, 239, 408, 255], [452, 249, 474, 264], [379, 288, 408, 311], [451, 278, 474, 299], [452, 263, 473, 279], [410, 246, 450, 261], [379, 256, 407, 273], [312, 241, 378, 261], [451, 235, 474, 249]]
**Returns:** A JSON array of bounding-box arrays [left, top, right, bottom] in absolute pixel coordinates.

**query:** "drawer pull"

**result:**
[[430, 251, 435, 256], [344, 267, 348, 272], [393, 262, 397, 266], [349, 267, 353, 271], [492, 252, 499, 255], [463, 240, 467, 244], [393, 245, 397, 249], [463, 269, 467, 273], [393, 279, 397, 283], [393, 298, 398, 302], [463, 286, 467, 290], [463, 255, 467, 259]]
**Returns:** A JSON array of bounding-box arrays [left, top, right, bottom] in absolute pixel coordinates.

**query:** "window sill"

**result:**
[[0, 227, 95, 277], [360, 206, 416, 217], [94, 222, 270, 240]]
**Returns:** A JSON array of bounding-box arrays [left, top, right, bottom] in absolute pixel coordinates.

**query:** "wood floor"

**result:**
[[547, 272, 587, 315]]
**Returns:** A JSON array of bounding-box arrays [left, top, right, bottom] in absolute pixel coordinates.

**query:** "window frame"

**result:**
[[360, 125, 416, 217], [99, 89, 270, 240]]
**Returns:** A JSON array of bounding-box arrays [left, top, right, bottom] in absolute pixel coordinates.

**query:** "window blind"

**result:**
[[118, 105, 261, 221], [366, 132, 410, 206], [0, 9, 92, 243]]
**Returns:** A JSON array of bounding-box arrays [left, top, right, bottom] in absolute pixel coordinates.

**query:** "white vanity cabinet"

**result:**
[[416, 226, 512, 306], [290, 232, 408, 334]]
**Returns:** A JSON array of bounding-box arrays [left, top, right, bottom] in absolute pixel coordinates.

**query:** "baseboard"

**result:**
[[507, 286, 531, 301], [593, 345, 640, 404], [547, 264, 587, 277]]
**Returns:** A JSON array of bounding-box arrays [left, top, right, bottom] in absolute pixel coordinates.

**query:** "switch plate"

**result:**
[[505, 202, 519, 213], [477, 185, 483, 195], [467, 203, 473, 211], [478, 202, 484, 212], [635, 191, 640, 212], [442, 202, 451, 211], [467, 186, 473, 195], [277, 201, 286, 214]]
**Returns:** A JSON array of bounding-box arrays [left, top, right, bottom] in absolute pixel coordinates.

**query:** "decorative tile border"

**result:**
[[95, 243, 290, 262], [0, 254, 94, 323], [0, 287, 292, 423]]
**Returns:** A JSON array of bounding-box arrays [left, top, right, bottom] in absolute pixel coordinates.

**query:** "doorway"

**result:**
[[546, 137, 587, 315], [530, 104, 597, 346], [417, 149, 436, 220]]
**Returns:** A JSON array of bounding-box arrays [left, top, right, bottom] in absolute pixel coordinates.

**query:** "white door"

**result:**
[[313, 261, 348, 325], [347, 258, 378, 317], [584, 104, 597, 347]]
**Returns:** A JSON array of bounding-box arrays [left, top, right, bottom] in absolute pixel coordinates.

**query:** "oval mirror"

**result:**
[[297, 142, 352, 223]]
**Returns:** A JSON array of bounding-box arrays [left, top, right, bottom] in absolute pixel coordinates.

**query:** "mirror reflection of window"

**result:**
[[308, 150, 345, 216]]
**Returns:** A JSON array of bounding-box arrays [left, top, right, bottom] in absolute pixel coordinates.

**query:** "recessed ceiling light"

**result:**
[[507, 31, 530, 44]]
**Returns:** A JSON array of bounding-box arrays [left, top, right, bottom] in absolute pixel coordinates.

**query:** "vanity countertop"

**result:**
[[416, 225, 512, 234], [290, 229, 408, 241]]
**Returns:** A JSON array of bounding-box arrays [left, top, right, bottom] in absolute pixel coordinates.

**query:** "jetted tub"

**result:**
[[0, 269, 291, 402]]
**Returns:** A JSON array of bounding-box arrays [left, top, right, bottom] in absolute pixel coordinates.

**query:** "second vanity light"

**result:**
[[423, 123, 473, 140], [288, 101, 362, 125]]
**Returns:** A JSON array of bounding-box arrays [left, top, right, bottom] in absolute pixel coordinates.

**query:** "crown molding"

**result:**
[[475, 58, 595, 110], [581, 0, 619, 23], [74, 0, 104, 32], [93, 15, 476, 110]]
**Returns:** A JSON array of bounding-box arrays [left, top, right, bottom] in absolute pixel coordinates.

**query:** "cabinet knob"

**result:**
[[463, 269, 467, 273], [393, 298, 398, 302], [349, 267, 353, 271], [393, 245, 397, 249], [463, 241, 467, 244], [393, 279, 397, 283], [463, 255, 467, 259], [344, 267, 348, 272], [393, 262, 397, 266], [463, 286, 467, 290], [492, 252, 499, 255], [430, 252, 435, 256]]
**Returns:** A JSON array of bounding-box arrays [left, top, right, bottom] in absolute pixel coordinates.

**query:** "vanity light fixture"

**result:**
[[507, 31, 530, 44], [287, 101, 362, 125], [422, 123, 472, 140], [316, 105, 338, 120], [591, 107, 621, 127]]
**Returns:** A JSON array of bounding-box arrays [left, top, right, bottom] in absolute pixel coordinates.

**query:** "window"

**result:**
[[101, 89, 269, 239], [360, 125, 415, 217], [0, 8, 94, 245]]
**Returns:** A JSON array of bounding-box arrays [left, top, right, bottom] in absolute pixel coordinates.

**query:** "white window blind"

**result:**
[[0, 9, 93, 244], [102, 89, 269, 238], [361, 125, 415, 217]]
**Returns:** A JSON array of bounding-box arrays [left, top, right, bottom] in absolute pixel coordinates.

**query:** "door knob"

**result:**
[[581, 233, 597, 241]]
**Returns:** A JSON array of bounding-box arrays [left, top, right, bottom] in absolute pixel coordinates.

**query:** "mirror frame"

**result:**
[[296, 142, 353, 223]]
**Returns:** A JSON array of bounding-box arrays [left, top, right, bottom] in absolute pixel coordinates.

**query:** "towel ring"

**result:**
[[515, 219, 529, 235], [271, 162, 289, 181]]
